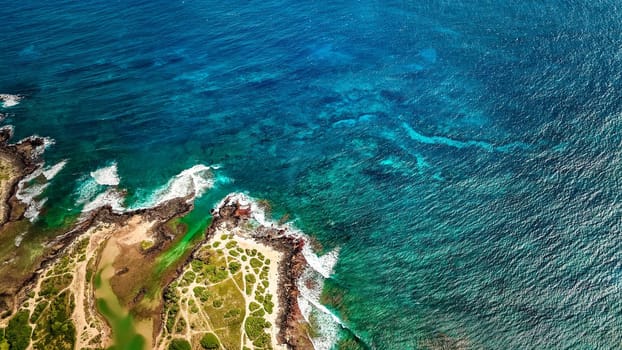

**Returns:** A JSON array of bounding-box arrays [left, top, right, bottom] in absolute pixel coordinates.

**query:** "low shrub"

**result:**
[[168, 338, 191, 350], [200, 332, 220, 349]]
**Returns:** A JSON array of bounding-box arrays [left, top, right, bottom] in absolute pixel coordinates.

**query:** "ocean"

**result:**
[[2, 1, 622, 348]]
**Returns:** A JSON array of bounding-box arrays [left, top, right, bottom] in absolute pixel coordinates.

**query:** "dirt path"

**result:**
[[157, 223, 286, 350]]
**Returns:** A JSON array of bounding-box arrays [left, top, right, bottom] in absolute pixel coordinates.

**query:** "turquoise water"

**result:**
[[3, 1, 622, 348]]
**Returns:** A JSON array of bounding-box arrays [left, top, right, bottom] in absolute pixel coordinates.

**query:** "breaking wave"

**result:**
[[90, 163, 120, 186], [0, 94, 22, 108], [79, 163, 216, 214], [16, 159, 67, 221], [81, 188, 125, 213]]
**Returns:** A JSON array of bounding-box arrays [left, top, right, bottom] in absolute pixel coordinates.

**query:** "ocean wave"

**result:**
[[302, 245, 340, 279], [90, 163, 120, 186], [80, 163, 216, 213], [0, 94, 22, 108], [16, 179, 49, 221], [152, 164, 214, 204], [43, 159, 68, 180], [15, 160, 67, 221], [297, 268, 342, 350], [81, 188, 125, 213], [24, 197, 47, 221], [128, 164, 215, 209], [75, 175, 105, 207]]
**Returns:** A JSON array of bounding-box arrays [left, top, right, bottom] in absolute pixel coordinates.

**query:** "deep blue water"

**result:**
[[3, 1, 622, 348]]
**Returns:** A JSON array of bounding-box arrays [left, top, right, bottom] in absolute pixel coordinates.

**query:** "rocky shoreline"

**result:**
[[0, 129, 316, 349], [0, 126, 61, 316], [0, 127, 197, 333], [0, 126, 48, 225], [209, 195, 314, 349], [0, 121, 201, 308]]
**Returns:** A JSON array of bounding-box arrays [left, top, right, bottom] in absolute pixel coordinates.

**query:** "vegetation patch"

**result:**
[[199, 332, 220, 349], [32, 290, 76, 350], [161, 230, 278, 350], [250, 258, 263, 269], [229, 262, 241, 274], [140, 240, 154, 251], [5, 310, 32, 350], [168, 338, 191, 350]]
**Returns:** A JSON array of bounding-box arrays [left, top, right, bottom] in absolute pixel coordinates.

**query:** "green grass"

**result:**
[[229, 262, 241, 274], [168, 338, 191, 350], [161, 214, 284, 350], [250, 258, 263, 269], [199, 333, 219, 349], [5, 310, 31, 350], [32, 290, 76, 350]]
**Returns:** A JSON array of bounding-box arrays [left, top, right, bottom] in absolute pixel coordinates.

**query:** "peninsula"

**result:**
[[0, 130, 315, 350]]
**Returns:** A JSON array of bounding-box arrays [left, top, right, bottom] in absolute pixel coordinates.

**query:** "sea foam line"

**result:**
[[401, 121, 530, 152], [43, 159, 68, 180], [148, 164, 214, 206], [297, 268, 343, 350]]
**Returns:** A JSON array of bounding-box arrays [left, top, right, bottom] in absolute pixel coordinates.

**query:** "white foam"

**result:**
[[297, 244, 342, 348], [0, 94, 22, 108], [24, 197, 47, 221], [78, 163, 217, 214], [15, 168, 42, 201], [217, 192, 273, 228], [90, 163, 120, 186], [81, 188, 125, 213], [218, 193, 340, 276], [42, 159, 68, 180], [16, 181, 48, 205], [75, 176, 104, 206], [297, 267, 343, 350], [15, 136, 55, 160], [13, 158, 65, 222], [15, 166, 49, 222], [136, 164, 214, 208], [161, 164, 213, 202], [302, 245, 340, 279]]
